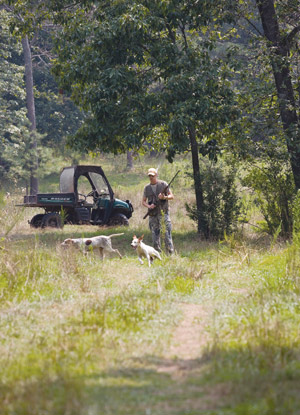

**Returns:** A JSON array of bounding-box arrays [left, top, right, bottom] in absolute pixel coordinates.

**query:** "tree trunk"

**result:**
[[126, 150, 134, 170], [256, 0, 300, 188], [22, 35, 38, 195], [188, 126, 208, 238]]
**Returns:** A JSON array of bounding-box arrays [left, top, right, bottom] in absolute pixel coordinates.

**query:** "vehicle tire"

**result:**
[[30, 214, 45, 228], [108, 213, 129, 226], [41, 212, 63, 229]]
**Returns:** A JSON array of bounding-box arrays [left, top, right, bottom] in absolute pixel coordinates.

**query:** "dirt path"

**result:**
[[157, 302, 211, 378], [169, 303, 210, 359]]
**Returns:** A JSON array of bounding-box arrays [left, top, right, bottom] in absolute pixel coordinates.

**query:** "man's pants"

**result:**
[[149, 212, 174, 253]]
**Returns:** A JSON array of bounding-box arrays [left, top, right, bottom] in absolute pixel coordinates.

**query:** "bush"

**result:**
[[242, 162, 295, 237], [186, 158, 241, 239]]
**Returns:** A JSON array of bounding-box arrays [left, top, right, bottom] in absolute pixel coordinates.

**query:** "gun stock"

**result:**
[[143, 210, 151, 220]]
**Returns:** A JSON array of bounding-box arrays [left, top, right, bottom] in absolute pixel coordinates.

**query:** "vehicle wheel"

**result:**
[[108, 213, 129, 226], [30, 214, 45, 228], [41, 212, 63, 228]]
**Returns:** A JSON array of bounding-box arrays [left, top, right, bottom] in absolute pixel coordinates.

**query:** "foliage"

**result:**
[[0, 6, 86, 189], [292, 190, 300, 236], [230, 0, 300, 188], [31, 27, 84, 152], [0, 9, 32, 186], [0, 8, 54, 190], [242, 161, 296, 237], [47, 1, 237, 156], [186, 158, 241, 239]]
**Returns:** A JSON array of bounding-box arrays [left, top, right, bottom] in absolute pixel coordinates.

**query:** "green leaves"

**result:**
[[47, 0, 238, 157], [0, 9, 33, 184]]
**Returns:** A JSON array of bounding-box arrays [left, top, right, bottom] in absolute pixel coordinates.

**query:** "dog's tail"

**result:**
[[108, 233, 124, 239]]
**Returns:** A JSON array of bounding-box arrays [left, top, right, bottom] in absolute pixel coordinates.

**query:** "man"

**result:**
[[142, 168, 174, 254]]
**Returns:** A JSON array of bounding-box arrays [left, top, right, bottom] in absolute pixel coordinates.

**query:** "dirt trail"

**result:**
[[169, 303, 210, 359], [157, 302, 211, 378]]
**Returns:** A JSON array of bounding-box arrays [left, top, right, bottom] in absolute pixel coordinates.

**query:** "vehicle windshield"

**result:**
[[60, 167, 75, 193], [89, 172, 110, 196]]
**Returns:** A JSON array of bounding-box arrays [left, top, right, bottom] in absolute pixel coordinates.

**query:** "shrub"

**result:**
[[186, 158, 241, 239], [242, 162, 295, 237]]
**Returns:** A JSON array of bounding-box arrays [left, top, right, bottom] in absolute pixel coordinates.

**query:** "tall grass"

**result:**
[[203, 239, 300, 415], [1, 155, 300, 415]]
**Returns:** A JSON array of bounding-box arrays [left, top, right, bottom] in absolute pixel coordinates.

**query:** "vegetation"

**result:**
[[186, 158, 241, 239], [1, 155, 300, 414], [0, 8, 32, 186]]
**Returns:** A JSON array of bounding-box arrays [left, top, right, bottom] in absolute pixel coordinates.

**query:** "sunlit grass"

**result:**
[[1, 155, 300, 414]]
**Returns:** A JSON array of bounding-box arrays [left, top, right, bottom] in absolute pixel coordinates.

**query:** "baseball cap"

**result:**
[[147, 168, 157, 176]]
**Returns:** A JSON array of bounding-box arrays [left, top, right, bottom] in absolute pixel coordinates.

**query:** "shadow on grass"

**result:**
[[3, 349, 300, 415]]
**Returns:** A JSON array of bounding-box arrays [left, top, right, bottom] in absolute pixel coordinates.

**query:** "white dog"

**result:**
[[61, 233, 124, 259], [131, 235, 162, 267]]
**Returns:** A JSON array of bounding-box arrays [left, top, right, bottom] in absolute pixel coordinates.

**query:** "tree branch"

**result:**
[[180, 22, 188, 50], [286, 25, 300, 47], [165, 22, 176, 44], [243, 17, 264, 37]]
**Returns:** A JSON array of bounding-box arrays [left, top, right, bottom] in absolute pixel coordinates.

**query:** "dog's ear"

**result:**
[[133, 235, 136, 239], [63, 239, 72, 245], [85, 240, 92, 246], [138, 235, 144, 241]]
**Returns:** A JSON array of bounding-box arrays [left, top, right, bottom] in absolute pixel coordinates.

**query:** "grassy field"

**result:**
[[1, 154, 300, 415]]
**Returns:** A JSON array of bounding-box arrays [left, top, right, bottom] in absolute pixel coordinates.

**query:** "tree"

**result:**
[[255, 0, 300, 189], [126, 150, 134, 170], [225, 0, 300, 189], [1, 1, 85, 187], [22, 34, 38, 194], [0, 8, 33, 188], [47, 0, 237, 236], [1, 2, 39, 194], [30, 25, 84, 153]]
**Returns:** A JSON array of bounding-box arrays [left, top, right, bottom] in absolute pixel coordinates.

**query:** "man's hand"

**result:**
[[149, 203, 156, 209], [158, 193, 167, 200]]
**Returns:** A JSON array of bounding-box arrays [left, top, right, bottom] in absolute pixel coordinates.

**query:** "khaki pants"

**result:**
[[149, 211, 174, 253]]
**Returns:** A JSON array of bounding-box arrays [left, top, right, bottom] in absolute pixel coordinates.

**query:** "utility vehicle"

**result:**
[[21, 165, 133, 228]]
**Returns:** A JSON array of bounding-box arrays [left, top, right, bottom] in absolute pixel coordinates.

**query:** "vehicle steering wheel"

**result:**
[[86, 190, 100, 202]]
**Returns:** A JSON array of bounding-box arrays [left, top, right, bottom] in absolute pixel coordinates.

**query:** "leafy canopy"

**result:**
[[0, 8, 34, 185], [47, 0, 238, 158]]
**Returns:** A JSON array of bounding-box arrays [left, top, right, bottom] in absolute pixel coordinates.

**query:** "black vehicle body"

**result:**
[[21, 165, 133, 228]]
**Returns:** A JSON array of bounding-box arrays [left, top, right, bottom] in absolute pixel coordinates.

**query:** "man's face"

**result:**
[[148, 173, 157, 184]]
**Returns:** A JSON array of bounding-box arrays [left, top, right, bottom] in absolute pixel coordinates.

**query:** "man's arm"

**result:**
[[158, 188, 174, 201], [142, 196, 156, 209]]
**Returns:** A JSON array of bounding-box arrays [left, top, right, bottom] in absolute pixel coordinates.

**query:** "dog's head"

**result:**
[[131, 235, 143, 249], [61, 238, 76, 247], [61, 239, 84, 250]]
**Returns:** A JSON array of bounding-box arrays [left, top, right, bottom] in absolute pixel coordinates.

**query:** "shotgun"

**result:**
[[143, 170, 180, 220]]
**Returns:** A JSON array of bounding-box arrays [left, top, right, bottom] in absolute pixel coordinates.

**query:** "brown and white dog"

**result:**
[[61, 233, 124, 260], [131, 235, 162, 267]]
